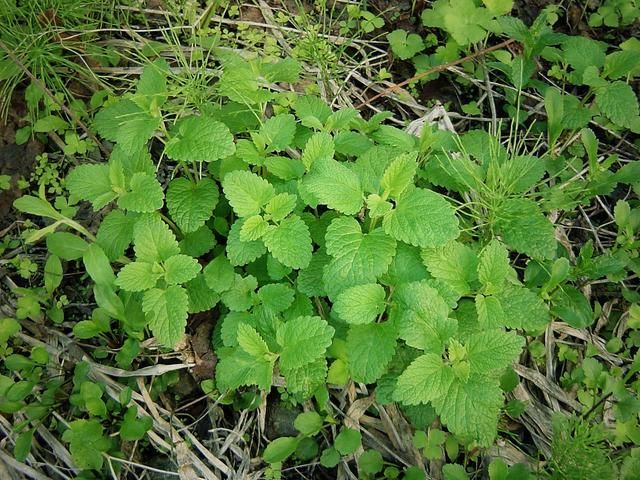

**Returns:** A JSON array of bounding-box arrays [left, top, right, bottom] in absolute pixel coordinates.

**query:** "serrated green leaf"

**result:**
[[257, 284, 295, 313], [301, 132, 334, 171], [240, 215, 269, 241], [185, 273, 220, 313], [227, 218, 267, 266], [165, 116, 235, 162], [142, 285, 189, 347], [347, 322, 397, 383], [94, 99, 160, 153], [265, 193, 297, 222], [216, 348, 273, 391], [595, 81, 639, 128], [66, 164, 117, 210], [294, 96, 332, 127], [237, 323, 271, 358], [333, 283, 386, 325], [297, 250, 329, 297], [421, 241, 478, 295], [264, 155, 305, 180], [494, 285, 550, 331], [223, 170, 275, 217], [117, 173, 164, 213], [282, 357, 327, 398], [116, 261, 162, 292], [261, 114, 296, 152], [383, 187, 459, 248], [304, 160, 364, 215], [393, 353, 453, 406], [62, 420, 110, 470], [277, 316, 334, 370], [380, 152, 418, 197], [475, 294, 505, 329], [166, 178, 219, 233], [466, 330, 523, 375], [164, 254, 201, 285], [203, 255, 235, 293], [495, 198, 556, 260], [221, 274, 257, 312], [262, 215, 312, 269], [97, 210, 135, 261], [179, 225, 216, 257], [133, 215, 180, 263], [477, 240, 511, 294]]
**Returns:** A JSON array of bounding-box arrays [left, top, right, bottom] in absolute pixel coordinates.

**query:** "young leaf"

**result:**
[[46, 232, 89, 260], [466, 330, 524, 375], [83, 244, 115, 287], [185, 273, 220, 313], [262, 215, 313, 269], [166, 178, 219, 233], [494, 285, 550, 331], [203, 255, 235, 293], [117, 173, 164, 213], [421, 241, 478, 295], [237, 323, 271, 358], [133, 215, 180, 263], [62, 419, 111, 470], [383, 187, 459, 248], [477, 240, 511, 294], [333, 283, 386, 325], [257, 284, 295, 313], [323, 217, 397, 297], [394, 353, 453, 406], [277, 316, 334, 370], [304, 160, 364, 215], [116, 261, 162, 292], [216, 348, 274, 391], [380, 153, 418, 197], [301, 132, 334, 171], [44, 255, 63, 294], [263, 437, 299, 464], [142, 285, 189, 347], [223, 170, 275, 217], [94, 99, 160, 153], [165, 116, 235, 162], [226, 218, 267, 266], [260, 114, 296, 152], [163, 254, 201, 285], [96, 210, 135, 261], [594, 81, 639, 128]]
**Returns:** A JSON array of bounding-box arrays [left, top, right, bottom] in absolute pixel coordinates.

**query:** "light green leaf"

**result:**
[[166, 178, 219, 233], [324, 217, 396, 297], [387, 29, 425, 60], [333, 283, 386, 325], [222, 170, 275, 217], [66, 164, 117, 210], [383, 187, 459, 248], [179, 225, 216, 257], [494, 285, 550, 331], [262, 215, 312, 269], [263, 437, 299, 464], [282, 357, 327, 399], [142, 285, 189, 347], [294, 95, 332, 127], [301, 132, 334, 171], [164, 254, 201, 285], [185, 273, 220, 313], [165, 116, 235, 162], [304, 160, 364, 215], [393, 353, 453, 406], [260, 114, 296, 152], [595, 81, 639, 128], [216, 349, 273, 391], [97, 210, 135, 261], [466, 330, 523, 375], [257, 284, 295, 313], [482, 0, 513, 15], [495, 198, 556, 260], [116, 261, 162, 292], [83, 244, 115, 286], [203, 255, 235, 293], [33, 115, 68, 133], [44, 255, 63, 294], [475, 294, 505, 329], [133, 215, 180, 263], [62, 420, 110, 471], [434, 376, 503, 447], [240, 215, 269, 241], [347, 322, 397, 383], [477, 240, 511, 294], [264, 155, 305, 180], [221, 274, 258, 312], [380, 152, 418, 197], [421, 241, 478, 295], [277, 316, 334, 370], [237, 323, 271, 358], [13, 195, 63, 221], [46, 232, 89, 260], [297, 250, 329, 297], [117, 173, 164, 213], [265, 193, 298, 222], [226, 218, 267, 266]]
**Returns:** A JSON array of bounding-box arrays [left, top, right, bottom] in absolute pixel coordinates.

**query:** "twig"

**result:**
[[356, 39, 515, 109]]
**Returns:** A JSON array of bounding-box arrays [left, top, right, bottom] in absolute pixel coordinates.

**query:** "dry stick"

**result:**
[[0, 40, 109, 158], [356, 38, 516, 110]]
